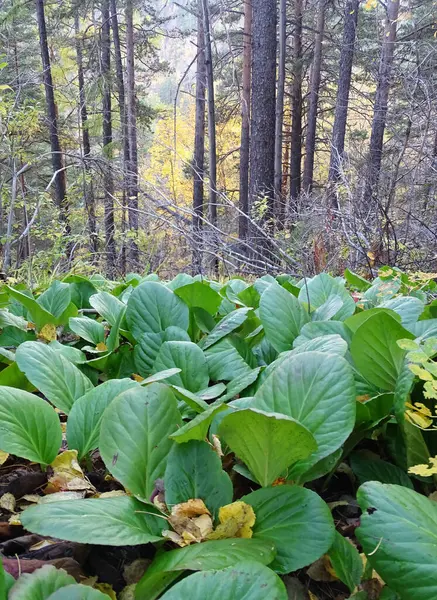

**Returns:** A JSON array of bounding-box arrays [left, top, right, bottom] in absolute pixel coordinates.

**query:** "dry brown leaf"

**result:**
[[46, 450, 95, 494], [0, 493, 16, 513], [307, 556, 337, 583]]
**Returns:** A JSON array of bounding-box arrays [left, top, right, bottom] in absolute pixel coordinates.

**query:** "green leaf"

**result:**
[[294, 321, 352, 346], [37, 281, 72, 320], [6, 286, 54, 330], [344, 269, 371, 291], [0, 386, 61, 464], [380, 297, 424, 329], [311, 295, 344, 321], [170, 404, 227, 443], [291, 334, 348, 356], [69, 317, 105, 345], [243, 485, 334, 573], [153, 341, 209, 393], [47, 585, 109, 599], [165, 440, 233, 517], [220, 368, 260, 402], [357, 482, 437, 600], [260, 284, 309, 352], [328, 531, 363, 593], [253, 352, 356, 476], [67, 379, 138, 459], [160, 561, 287, 600], [202, 308, 251, 350], [0, 557, 15, 598], [205, 336, 254, 381], [89, 292, 126, 326], [99, 384, 181, 500], [21, 496, 163, 546], [136, 538, 276, 600], [15, 342, 93, 413], [344, 307, 401, 333], [134, 327, 190, 376], [351, 312, 414, 390], [0, 309, 28, 331], [171, 386, 209, 413], [0, 361, 33, 390], [174, 281, 222, 315], [8, 565, 75, 600], [219, 409, 317, 487], [350, 452, 413, 488], [298, 273, 356, 321], [126, 282, 189, 340], [410, 319, 437, 340]]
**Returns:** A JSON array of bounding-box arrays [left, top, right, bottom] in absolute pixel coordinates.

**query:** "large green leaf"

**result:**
[[219, 408, 317, 487], [0, 309, 28, 331], [328, 531, 363, 593], [243, 485, 334, 573], [379, 297, 424, 328], [350, 312, 414, 390], [205, 336, 254, 381], [202, 308, 252, 350], [253, 352, 356, 476], [153, 341, 209, 392], [259, 284, 309, 352], [135, 539, 276, 600], [99, 384, 181, 500], [174, 281, 222, 315], [37, 281, 72, 320], [170, 404, 226, 443], [8, 565, 75, 600], [298, 273, 356, 321], [15, 342, 93, 413], [294, 321, 352, 346], [21, 496, 163, 545], [0, 361, 33, 390], [291, 334, 348, 357], [134, 327, 190, 376], [160, 561, 287, 600], [89, 291, 126, 325], [0, 386, 61, 464], [48, 585, 108, 600], [357, 482, 437, 600], [67, 379, 138, 459], [164, 440, 233, 518], [126, 282, 189, 340], [69, 317, 105, 345], [350, 452, 413, 488], [6, 287, 54, 330]]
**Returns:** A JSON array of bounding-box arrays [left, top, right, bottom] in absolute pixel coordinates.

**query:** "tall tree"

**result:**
[[101, 0, 116, 277], [302, 0, 326, 193], [192, 0, 206, 273], [35, 0, 70, 235], [363, 0, 400, 205], [249, 0, 276, 238], [238, 0, 252, 240], [290, 0, 303, 203], [125, 0, 139, 267], [327, 0, 360, 202], [274, 0, 286, 220]]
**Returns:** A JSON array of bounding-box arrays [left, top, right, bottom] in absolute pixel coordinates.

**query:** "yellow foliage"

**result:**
[[409, 456, 437, 477], [207, 501, 256, 540]]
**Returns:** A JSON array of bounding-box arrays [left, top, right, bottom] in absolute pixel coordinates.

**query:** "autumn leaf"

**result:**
[[38, 323, 57, 342], [207, 501, 256, 540], [46, 449, 95, 494], [408, 456, 437, 477]]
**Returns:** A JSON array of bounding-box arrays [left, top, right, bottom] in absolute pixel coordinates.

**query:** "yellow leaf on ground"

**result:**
[[207, 501, 256, 540], [0, 493, 16, 512], [409, 456, 437, 477], [95, 582, 117, 599], [0, 450, 9, 465], [168, 499, 213, 546], [38, 323, 57, 342], [96, 342, 108, 352], [46, 449, 95, 494], [171, 499, 210, 519]]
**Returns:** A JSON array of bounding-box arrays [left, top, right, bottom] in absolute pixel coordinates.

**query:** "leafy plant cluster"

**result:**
[[0, 267, 436, 599]]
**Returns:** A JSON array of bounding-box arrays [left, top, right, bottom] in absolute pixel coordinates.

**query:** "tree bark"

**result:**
[[363, 0, 400, 206], [274, 0, 286, 221], [192, 0, 206, 274], [35, 0, 70, 234], [125, 0, 139, 268], [238, 0, 252, 240], [74, 11, 98, 261], [327, 0, 359, 200], [101, 0, 116, 277], [302, 0, 326, 193], [290, 0, 303, 203]]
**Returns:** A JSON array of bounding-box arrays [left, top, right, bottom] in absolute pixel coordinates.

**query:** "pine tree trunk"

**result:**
[[302, 0, 326, 193], [327, 0, 359, 201], [290, 0, 303, 203], [192, 0, 206, 274], [101, 0, 116, 278], [74, 11, 98, 262], [125, 0, 139, 268], [363, 0, 400, 206], [239, 0, 252, 240], [274, 0, 286, 221]]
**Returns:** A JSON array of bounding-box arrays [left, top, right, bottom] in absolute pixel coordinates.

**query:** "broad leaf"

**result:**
[[69, 317, 105, 345], [15, 342, 93, 413], [153, 341, 209, 392], [134, 327, 190, 376], [99, 384, 181, 500], [0, 309, 28, 331], [21, 496, 163, 546], [219, 408, 317, 486], [291, 334, 348, 356], [328, 531, 363, 593], [350, 452, 413, 488], [160, 561, 287, 600], [243, 485, 334, 573], [170, 404, 226, 443], [165, 440, 233, 518], [298, 274, 356, 321], [357, 482, 437, 600], [48, 585, 108, 599], [174, 281, 222, 315], [293, 321, 352, 346], [260, 284, 309, 352], [89, 292, 126, 326], [6, 287, 54, 330], [380, 297, 424, 328], [205, 336, 254, 381], [8, 565, 75, 600], [202, 308, 252, 350], [253, 352, 356, 475], [37, 281, 71, 320], [0, 386, 61, 464]]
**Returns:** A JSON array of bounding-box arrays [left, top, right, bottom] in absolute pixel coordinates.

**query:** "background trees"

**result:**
[[0, 0, 436, 280]]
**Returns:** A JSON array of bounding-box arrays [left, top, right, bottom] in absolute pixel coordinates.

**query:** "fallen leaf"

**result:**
[[207, 501, 255, 540], [29, 539, 57, 551], [171, 499, 210, 519], [166, 499, 213, 546], [0, 450, 9, 465], [38, 323, 57, 342], [96, 342, 108, 352], [95, 582, 117, 599], [132, 374, 144, 382], [46, 450, 95, 494], [211, 434, 223, 457], [0, 493, 16, 512], [409, 456, 437, 476], [307, 556, 337, 582]]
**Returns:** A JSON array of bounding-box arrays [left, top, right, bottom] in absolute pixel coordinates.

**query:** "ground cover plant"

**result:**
[[0, 268, 436, 598]]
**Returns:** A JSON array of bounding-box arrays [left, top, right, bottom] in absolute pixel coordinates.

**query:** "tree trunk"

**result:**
[[110, 0, 129, 275], [74, 11, 98, 261], [363, 0, 400, 206], [290, 0, 303, 203], [239, 0, 252, 240], [302, 0, 326, 193], [125, 0, 139, 268], [249, 0, 276, 242], [192, 0, 206, 274], [101, 0, 116, 278], [35, 0, 70, 236], [274, 0, 286, 221], [327, 0, 359, 201]]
